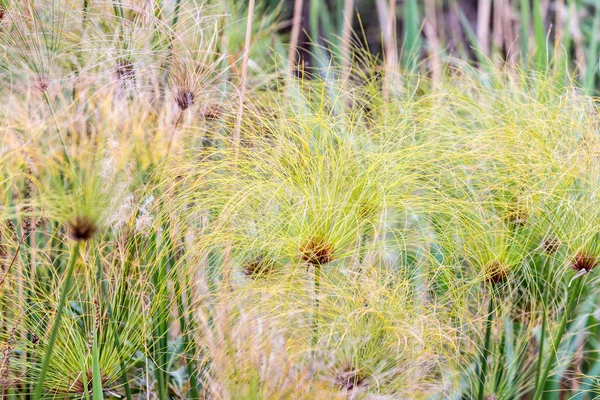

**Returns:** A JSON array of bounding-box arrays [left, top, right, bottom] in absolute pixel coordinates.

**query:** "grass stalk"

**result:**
[[535, 254, 551, 390], [533, 0, 548, 72], [477, 291, 495, 400], [533, 276, 584, 400], [174, 276, 199, 399], [233, 0, 255, 152], [96, 246, 132, 400], [309, 0, 320, 64], [287, 0, 305, 75], [476, 0, 491, 56], [42, 91, 73, 168], [149, 230, 169, 400], [584, 0, 600, 92], [520, 0, 531, 64], [402, 0, 419, 71], [312, 264, 321, 348], [160, 0, 183, 93], [535, 303, 547, 388], [339, 0, 354, 83]]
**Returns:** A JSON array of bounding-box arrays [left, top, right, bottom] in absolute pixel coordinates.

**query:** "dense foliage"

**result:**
[[1, 1, 600, 399]]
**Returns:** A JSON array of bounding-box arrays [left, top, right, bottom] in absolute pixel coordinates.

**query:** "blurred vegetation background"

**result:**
[[261, 0, 600, 93]]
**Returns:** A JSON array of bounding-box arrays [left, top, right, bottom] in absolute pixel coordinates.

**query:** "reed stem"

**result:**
[[477, 292, 495, 400], [533, 276, 584, 400]]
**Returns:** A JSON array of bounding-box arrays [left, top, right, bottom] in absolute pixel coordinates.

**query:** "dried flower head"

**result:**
[[175, 89, 195, 110], [66, 216, 98, 241], [300, 236, 335, 266], [570, 252, 598, 273], [5, 219, 16, 235], [33, 73, 49, 92], [509, 211, 527, 226], [484, 260, 510, 285], [201, 104, 222, 120], [505, 204, 528, 227], [541, 237, 561, 255], [169, 58, 203, 111], [333, 363, 369, 391], [115, 58, 135, 82], [29, 331, 39, 346], [0, 322, 19, 391], [242, 255, 276, 279]]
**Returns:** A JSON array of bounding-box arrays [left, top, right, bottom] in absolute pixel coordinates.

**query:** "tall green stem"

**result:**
[[312, 264, 321, 348], [96, 246, 132, 400], [535, 255, 551, 389], [32, 241, 81, 400], [477, 292, 495, 400], [533, 276, 584, 400]]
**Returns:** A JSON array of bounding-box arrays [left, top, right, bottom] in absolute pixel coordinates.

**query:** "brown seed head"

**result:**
[[542, 238, 561, 255], [115, 58, 135, 81], [570, 252, 598, 273], [242, 256, 275, 279], [5, 219, 15, 235], [333, 363, 368, 391], [201, 104, 221, 120], [175, 89, 194, 110], [300, 236, 335, 266], [506, 205, 528, 227], [29, 331, 39, 346], [33, 74, 49, 93], [484, 260, 510, 285], [66, 216, 98, 241]]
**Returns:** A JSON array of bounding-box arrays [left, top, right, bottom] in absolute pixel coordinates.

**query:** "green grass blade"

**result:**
[[520, 0, 531, 65], [533, 0, 547, 72], [92, 334, 104, 400], [402, 0, 420, 71], [584, 0, 600, 92]]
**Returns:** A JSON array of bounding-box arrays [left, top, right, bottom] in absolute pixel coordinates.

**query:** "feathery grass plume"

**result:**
[[168, 55, 222, 112]]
